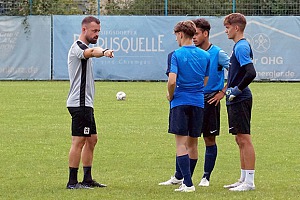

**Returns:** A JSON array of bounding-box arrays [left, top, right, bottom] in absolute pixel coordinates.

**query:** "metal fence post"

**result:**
[[165, 0, 168, 16], [232, 0, 236, 13], [97, 0, 100, 15], [29, 0, 32, 15]]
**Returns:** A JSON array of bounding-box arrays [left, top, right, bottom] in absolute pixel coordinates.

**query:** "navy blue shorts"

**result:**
[[168, 105, 204, 138], [202, 100, 220, 137], [227, 98, 252, 135], [68, 107, 97, 137]]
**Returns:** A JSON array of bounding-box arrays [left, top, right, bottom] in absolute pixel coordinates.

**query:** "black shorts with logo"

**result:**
[[202, 97, 220, 137], [168, 105, 204, 138], [68, 107, 97, 137], [227, 98, 252, 135]]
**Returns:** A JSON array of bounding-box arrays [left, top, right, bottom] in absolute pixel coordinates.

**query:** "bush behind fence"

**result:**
[[1, 0, 300, 16]]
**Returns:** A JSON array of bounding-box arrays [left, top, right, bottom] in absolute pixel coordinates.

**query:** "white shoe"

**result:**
[[223, 180, 243, 189], [174, 184, 195, 192], [159, 176, 183, 186], [198, 178, 209, 187], [229, 182, 255, 191]]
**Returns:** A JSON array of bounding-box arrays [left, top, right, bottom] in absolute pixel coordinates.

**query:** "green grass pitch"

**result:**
[[0, 81, 299, 200]]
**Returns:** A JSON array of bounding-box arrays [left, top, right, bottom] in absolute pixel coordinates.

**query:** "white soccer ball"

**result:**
[[116, 91, 126, 101]]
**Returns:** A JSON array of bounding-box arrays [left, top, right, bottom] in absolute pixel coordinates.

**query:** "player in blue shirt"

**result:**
[[222, 13, 257, 192], [161, 20, 210, 193], [192, 18, 229, 187]]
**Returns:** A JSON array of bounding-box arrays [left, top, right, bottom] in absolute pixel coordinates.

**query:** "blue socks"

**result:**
[[203, 144, 217, 181], [175, 157, 183, 180], [177, 154, 193, 187], [190, 158, 198, 177], [175, 157, 198, 180]]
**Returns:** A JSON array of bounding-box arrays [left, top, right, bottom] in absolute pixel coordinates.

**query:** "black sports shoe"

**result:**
[[66, 182, 93, 189], [82, 180, 107, 188]]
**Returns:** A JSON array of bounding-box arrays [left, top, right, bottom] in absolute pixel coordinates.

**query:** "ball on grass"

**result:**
[[116, 91, 126, 101]]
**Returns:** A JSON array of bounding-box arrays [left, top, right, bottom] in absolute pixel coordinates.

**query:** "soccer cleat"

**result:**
[[229, 182, 255, 191], [66, 182, 93, 189], [223, 180, 243, 189], [158, 176, 183, 186], [174, 184, 195, 192], [81, 179, 107, 188], [198, 178, 209, 187]]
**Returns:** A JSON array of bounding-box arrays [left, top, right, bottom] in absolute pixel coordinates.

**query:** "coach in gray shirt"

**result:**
[[66, 16, 114, 189]]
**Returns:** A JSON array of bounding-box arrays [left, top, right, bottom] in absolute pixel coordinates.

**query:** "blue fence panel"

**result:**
[[1, 15, 299, 81], [0, 16, 51, 80], [53, 15, 300, 81], [53, 15, 185, 80]]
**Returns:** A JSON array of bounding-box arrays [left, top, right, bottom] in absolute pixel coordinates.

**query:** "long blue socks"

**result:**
[[203, 144, 217, 181], [176, 154, 193, 187]]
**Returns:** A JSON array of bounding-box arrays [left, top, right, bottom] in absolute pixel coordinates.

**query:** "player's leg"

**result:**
[[80, 107, 107, 188], [199, 135, 217, 186], [81, 134, 97, 181], [232, 133, 255, 189], [187, 136, 198, 176], [175, 106, 202, 191], [223, 103, 245, 189], [226, 99, 255, 191], [159, 106, 186, 186], [68, 136, 87, 187], [160, 135, 198, 186], [167, 106, 195, 192], [174, 135, 195, 192], [67, 107, 91, 189], [199, 101, 219, 186]]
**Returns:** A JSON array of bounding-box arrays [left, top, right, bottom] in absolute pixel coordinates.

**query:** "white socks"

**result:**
[[245, 170, 255, 186], [240, 169, 246, 182]]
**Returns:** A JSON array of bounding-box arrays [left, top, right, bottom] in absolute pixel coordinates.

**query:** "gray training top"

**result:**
[[67, 40, 95, 108]]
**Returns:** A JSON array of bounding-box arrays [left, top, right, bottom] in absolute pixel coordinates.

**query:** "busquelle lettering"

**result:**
[[97, 35, 165, 53]]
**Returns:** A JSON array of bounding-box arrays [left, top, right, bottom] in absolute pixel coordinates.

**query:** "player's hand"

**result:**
[[166, 92, 173, 102], [207, 91, 225, 106], [104, 49, 114, 58], [226, 86, 242, 101]]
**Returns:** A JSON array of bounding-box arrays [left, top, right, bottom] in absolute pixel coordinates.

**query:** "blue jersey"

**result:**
[[227, 39, 253, 105], [169, 45, 210, 109], [204, 45, 229, 94]]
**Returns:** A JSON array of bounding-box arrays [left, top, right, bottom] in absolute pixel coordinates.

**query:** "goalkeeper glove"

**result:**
[[226, 86, 242, 101]]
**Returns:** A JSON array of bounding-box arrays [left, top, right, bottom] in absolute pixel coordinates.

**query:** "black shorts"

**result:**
[[68, 107, 97, 137], [227, 98, 252, 135], [168, 105, 204, 138], [202, 100, 220, 137]]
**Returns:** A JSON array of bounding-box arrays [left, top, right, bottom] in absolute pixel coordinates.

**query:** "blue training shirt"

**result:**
[[204, 44, 229, 94], [227, 38, 254, 105], [169, 45, 210, 109]]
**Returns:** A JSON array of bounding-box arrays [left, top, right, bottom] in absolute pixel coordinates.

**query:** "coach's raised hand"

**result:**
[[103, 49, 114, 58]]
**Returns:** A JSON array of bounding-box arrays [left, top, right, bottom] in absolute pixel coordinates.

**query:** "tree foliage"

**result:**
[[0, 0, 97, 15], [103, 0, 300, 16], [0, 0, 299, 16]]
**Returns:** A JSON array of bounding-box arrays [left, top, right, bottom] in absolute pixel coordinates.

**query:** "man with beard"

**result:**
[[66, 16, 114, 189]]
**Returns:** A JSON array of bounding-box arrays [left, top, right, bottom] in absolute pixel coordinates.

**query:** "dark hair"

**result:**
[[223, 13, 246, 31], [174, 20, 196, 38], [192, 18, 211, 32], [81, 16, 100, 26]]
